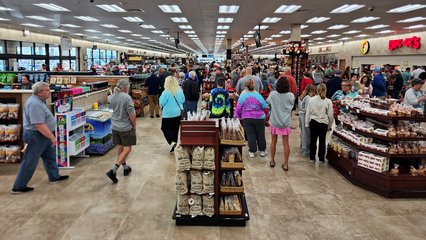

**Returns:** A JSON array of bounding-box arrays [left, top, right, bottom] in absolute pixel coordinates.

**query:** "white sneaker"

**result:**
[[249, 152, 255, 158], [259, 151, 267, 157]]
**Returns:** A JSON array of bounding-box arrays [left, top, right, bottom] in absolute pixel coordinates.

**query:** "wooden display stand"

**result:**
[[327, 109, 426, 198], [172, 120, 250, 226]]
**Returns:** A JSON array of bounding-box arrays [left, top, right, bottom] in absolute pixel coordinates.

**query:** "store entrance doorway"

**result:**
[[339, 59, 346, 71]]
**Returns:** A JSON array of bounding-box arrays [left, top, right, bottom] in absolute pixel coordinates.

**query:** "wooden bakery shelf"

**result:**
[[220, 162, 245, 170], [220, 186, 245, 194], [348, 108, 426, 122], [327, 148, 426, 198], [342, 123, 426, 142]]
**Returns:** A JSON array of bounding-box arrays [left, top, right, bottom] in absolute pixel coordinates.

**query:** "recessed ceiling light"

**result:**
[[343, 30, 361, 34], [327, 34, 340, 38], [97, 4, 126, 12], [152, 30, 164, 34], [312, 30, 327, 34], [262, 17, 281, 23], [103, 33, 115, 36], [179, 25, 192, 29], [366, 24, 389, 29], [219, 5, 239, 14], [351, 16, 380, 23], [75, 16, 99, 22], [118, 29, 132, 33], [33, 3, 69, 11], [339, 37, 351, 40], [61, 24, 81, 28], [306, 17, 330, 23], [158, 5, 182, 13], [131, 34, 142, 37], [281, 40, 289, 42], [84, 29, 100, 33], [397, 17, 426, 23], [171, 17, 188, 23], [356, 34, 370, 37], [140, 24, 155, 29], [403, 24, 426, 29], [27, 16, 54, 21], [217, 25, 230, 30], [123, 17, 143, 22], [218, 18, 233, 23], [387, 4, 426, 13], [301, 34, 311, 38], [377, 30, 395, 34], [100, 24, 118, 28], [0, 17, 10, 21], [253, 25, 269, 30], [50, 29, 68, 32], [314, 37, 326, 40], [271, 34, 282, 38], [328, 24, 348, 30], [301, 25, 309, 29], [274, 5, 302, 13], [330, 4, 365, 13], [184, 30, 195, 34], [21, 23, 44, 28]]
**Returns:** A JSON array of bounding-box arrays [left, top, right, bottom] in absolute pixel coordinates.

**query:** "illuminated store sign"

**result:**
[[388, 36, 421, 51], [361, 40, 370, 54]]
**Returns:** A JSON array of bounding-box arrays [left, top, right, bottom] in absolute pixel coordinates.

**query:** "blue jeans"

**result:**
[[13, 130, 60, 189], [183, 101, 198, 118]]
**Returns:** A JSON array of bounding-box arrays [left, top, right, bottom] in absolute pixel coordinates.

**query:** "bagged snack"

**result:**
[[7, 104, 19, 120], [191, 146, 204, 170], [203, 147, 215, 170], [188, 194, 203, 216], [389, 164, 399, 176], [418, 165, 426, 176], [5, 145, 20, 163], [410, 166, 418, 176], [202, 195, 215, 217], [174, 145, 191, 171], [0, 104, 8, 119], [5, 125, 20, 142], [176, 195, 190, 215], [0, 125, 5, 142], [234, 171, 243, 187], [0, 146, 6, 163], [190, 170, 203, 194], [175, 171, 188, 195], [202, 171, 215, 194]]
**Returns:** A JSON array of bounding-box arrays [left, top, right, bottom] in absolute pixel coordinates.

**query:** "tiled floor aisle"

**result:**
[[1, 114, 425, 240]]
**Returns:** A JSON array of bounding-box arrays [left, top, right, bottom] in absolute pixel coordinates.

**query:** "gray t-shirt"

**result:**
[[266, 91, 295, 129], [108, 92, 135, 131], [236, 75, 263, 94], [24, 95, 56, 132]]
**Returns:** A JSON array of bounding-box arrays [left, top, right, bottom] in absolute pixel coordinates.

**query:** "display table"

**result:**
[[50, 75, 130, 86]]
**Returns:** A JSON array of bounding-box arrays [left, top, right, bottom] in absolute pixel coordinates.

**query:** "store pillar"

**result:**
[[226, 38, 232, 61], [289, 24, 301, 42]]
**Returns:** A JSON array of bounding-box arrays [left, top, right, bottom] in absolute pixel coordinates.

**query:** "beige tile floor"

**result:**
[[1, 114, 425, 240]]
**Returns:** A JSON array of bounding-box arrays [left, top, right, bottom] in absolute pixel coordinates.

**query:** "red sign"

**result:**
[[388, 36, 421, 51]]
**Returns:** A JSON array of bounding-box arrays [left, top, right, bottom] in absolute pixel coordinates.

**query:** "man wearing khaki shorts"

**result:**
[[106, 79, 137, 183]]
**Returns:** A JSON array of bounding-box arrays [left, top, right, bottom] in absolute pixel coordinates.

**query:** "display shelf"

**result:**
[[349, 108, 426, 122], [333, 132, 424, 158], [327, 148, 426, 198], [341, 123, 426, 142], [220, 165, 245, 170], [220, 186, 245, 194], [68, 133, 90, 156]]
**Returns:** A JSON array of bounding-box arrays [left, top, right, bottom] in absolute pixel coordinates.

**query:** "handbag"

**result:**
[[172, 94, 184, 120]]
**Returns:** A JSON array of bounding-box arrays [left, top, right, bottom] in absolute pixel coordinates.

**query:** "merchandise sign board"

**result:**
[[388, 36, 421, 51], [56, 115, 68, 168], [61, 36, 72, 52], [361, 40, 370, 54], [319, 47, 331, 53]]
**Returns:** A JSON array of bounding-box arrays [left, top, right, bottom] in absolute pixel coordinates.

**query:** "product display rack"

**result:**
[[327, 107, 426, 198], [172, 120, 250, 226]]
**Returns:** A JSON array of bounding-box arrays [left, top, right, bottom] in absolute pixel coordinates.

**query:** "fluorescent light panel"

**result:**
[[0, 17, 10, 21], [61, 24, 81, 28], [73, 33, 85, 36], [274, 5, 301, 13], [152, 30, 164, 34], [254, 25, 269, 30], [179, 25, 192, 29], [314, 37, 325, 40], [50, 29, 68, 32], [343, 30, 361, 34], [356, 34, 370, 37], [219, 5, 239, 13], [131, 34, 142, 36], [21, 23, 43, 28], [188, 35, 198, 37], [365, 24, 389, 29], [118, 30, 132, 33], [265, 38, 273, 40], [140, 24, 155, 29], [101, 24, 118, 28], [280, 30, 291, 34], [328, 24, 348, 30], [96, 4, 126, 12], [123, 17, 143, 22], [243, 35, 253, 38], [184, 30, 195, 34], [262, 17, 281, 23], [330, 4, 365, 13], [217, 25, 230, 30], [33, 3, 69, 11], [306, 17, 330, 23], [339, 37, 351, 40], [301, 25, 309, 29], [27, 16, 54, 21], [84, 29, 100, 33], [216, 31, 227, 34], [403, 24, 426, 29], [312, 30, 327, 34], [327, 34, 340, 38], [377, 30, 395, 34], [74, 16, 99, 21], [397, 17, 426, 23], [218, 18, 233, 23], [387, 4, 426, 13], [351, 16, 380, 23], [103, 33, 115, 36], [271, 34, 282, 38], [301, 34, 311, 37], [158, 5, 182, 13], [171, 17, 188, 23]]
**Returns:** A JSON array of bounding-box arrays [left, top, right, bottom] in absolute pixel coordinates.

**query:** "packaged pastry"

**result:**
[[410, 166, 418, 176], [174, 145, 191, 171], [5, 125, 20, 142], [7, 104, 19, 120], [175, 171, 188, 195], [234, 171, 242, 187], [5, 145, 20, 163], [191, 146, 204, 170], [176, 195, 190, 215], [0, 125, 5, 142], [417, 165, 426, 176], [389, 164, 399, 176], [0, 104, 8, 119], [202, 195, 215, 217], [188, 194, 203, 216], [190, 170, 203, 194], [0, 146, 5, 163], [203, 147, 215, 170], [202, 171, 214, 194]]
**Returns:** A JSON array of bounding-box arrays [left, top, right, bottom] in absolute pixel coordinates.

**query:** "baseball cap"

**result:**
[[373, 67, 380, 72]]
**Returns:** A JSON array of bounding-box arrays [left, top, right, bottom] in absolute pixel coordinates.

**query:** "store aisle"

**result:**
[[0, 115, 425, 240]]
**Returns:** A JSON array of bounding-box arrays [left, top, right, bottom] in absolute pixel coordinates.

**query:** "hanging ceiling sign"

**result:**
[[388, 36, 421, 51], [361, 40, 370, 54]]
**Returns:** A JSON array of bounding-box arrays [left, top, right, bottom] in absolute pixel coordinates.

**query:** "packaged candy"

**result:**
[[203, 147, 215, 170], [188, 194, 203, 216], [174, 145, 191, 171], [202, 195, 215, 217], [202, 171, 214, 194], [7, 104, 19, 120], [0, 104, 7, 119], [190, 170, 203, 194], [175, 171, 188, 195], [176, 195, 190, 215], [191, 146, 204, 170]]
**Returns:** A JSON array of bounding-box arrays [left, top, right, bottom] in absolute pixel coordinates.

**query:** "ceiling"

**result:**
[[0, 0, 425, 56]]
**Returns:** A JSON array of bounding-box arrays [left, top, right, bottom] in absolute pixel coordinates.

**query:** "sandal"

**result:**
[[270, 161, 275, 168], [282, 164, 289, 171]]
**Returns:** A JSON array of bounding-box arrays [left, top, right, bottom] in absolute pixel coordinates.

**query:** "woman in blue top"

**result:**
[[159, 76, 185, 152]]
